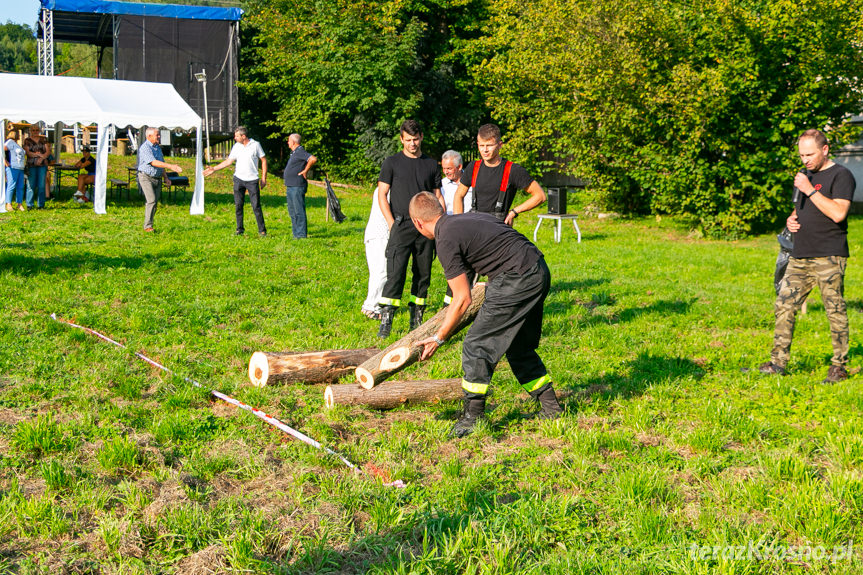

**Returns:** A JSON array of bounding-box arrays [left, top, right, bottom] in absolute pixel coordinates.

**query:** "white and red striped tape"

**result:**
[[50, 314, 378, 476]]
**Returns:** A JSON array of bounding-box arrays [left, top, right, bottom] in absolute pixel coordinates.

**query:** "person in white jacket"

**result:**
[[362, 186, 389, 319]]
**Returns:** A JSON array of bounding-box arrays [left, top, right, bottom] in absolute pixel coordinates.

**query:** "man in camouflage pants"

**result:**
[[759, 129, 857, 383]]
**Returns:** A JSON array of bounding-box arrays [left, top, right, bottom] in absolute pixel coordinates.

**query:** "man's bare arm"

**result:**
[[416, 273, 471, 360], [505, 181, 547, 225], [453, 183, 469, 214], [378, 181, 394, 228], [434, 188, 446, 211], [299, 156, 317, 179]]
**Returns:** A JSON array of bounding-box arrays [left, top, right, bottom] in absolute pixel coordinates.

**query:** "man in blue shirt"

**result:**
[[137, 128, 183, 232], [282, 133, 317, 239]]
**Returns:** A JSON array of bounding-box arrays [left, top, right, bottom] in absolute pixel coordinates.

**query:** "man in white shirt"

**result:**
[[441, 150, 472, 214], [204, 126, 269, 236]]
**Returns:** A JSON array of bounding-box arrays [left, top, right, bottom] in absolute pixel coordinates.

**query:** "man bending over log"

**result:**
[[409, 191, 563, 437]]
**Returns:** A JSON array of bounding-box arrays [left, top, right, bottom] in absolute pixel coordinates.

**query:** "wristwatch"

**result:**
[[432, 334, 446, 346], [510, 209, 519, 218]]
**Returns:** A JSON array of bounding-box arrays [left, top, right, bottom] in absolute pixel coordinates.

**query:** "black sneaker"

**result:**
[[259, 231, 267, 237], [822, 365, 848, 384], [234, 230, 244, 236], [758, 362, 786, 375]]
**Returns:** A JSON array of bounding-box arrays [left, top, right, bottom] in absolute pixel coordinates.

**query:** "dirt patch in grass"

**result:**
[[143, 479, 191, 521], [578, 415, 610, 430], [174, 545, 227, 575], [211, 401, 239, 418], [723, 465, 761, 482], [0, 406, 25, 425], [635, 432, 664, 447]]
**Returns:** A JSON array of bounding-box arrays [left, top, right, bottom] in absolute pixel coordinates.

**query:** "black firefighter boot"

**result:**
[[529, 382, 563, 419], [451, 396, 486, 438], [377, 305, 396, 339], [408, 303, 426, 331]]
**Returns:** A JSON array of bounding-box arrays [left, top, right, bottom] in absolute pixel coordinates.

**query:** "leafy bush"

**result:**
[[476, 0, 863, 236]]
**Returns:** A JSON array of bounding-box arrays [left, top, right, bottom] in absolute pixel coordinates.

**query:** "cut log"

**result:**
[[248, 348, 378, 387], [355, 284, 486, 389], [324, 378, 462, 409]]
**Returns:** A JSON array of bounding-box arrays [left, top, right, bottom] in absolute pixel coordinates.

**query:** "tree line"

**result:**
[[4, 0, 862, 236], [240, 0, 863, 236]]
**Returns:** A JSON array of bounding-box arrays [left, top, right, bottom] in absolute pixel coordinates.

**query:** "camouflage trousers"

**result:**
[[771, 256, 848, 368]]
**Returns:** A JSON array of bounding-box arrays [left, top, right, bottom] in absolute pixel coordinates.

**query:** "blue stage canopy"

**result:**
[[39, 0, 243, 22]]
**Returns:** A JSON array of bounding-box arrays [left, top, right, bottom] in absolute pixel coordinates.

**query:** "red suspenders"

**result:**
[[470, 159, 513, 192]]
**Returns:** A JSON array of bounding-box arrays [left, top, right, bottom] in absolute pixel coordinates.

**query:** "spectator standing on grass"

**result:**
[[453, 124, 545, 224], [203, 126, 268, 237], [409, 192, 564, 437], [23, 124, 51, 208], [73, 146, 96, 203], [756, 129, 857, 383], [441, 150, 474, 306], [137, 127, 183, 233], [283, 133, 317, 239], [441, 150, 472, 215], [5, 129, 27, 212], [362, 186, 389, 320], [376, 119, 445, 338]]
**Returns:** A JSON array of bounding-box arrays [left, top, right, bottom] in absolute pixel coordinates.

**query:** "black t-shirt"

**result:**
[[459, 159, 534, 215], [378, 152, 441, 217], [80, 155, 95, 175], [793, 164, 856, 258], [436, 213, 543, 281]]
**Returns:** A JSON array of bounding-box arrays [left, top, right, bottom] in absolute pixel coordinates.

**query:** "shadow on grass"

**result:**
[[0, 252, 149, 275], [546, 297, 695, 325], [617, 297, 695, 322], [565, 352, 705, 409], [550, 278, 609, 294]]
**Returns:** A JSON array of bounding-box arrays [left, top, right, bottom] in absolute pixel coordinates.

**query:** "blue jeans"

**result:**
[[5, 167, 25, 204], [27, 165, 47, 208], [285, 184, 308, 238]]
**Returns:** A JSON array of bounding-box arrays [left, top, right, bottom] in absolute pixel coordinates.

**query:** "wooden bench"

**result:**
[[109, 178, 130, 201]]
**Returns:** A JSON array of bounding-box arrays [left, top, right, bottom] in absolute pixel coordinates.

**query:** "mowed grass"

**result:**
[[1, 154, 863, 573]]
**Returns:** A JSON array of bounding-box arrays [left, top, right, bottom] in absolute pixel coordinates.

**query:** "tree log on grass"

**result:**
[[355, 284, 486, 389], [324, 378, 462, 409], [248, 348, 378, 386]]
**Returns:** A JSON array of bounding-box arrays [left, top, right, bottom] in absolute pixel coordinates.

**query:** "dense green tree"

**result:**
[[239, 0, 490, 179], [0, 22, 37, 74], [475, 0, 863, 236]]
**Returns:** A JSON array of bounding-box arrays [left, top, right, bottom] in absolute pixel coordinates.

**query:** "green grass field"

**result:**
[[1, 154, 863, 574]]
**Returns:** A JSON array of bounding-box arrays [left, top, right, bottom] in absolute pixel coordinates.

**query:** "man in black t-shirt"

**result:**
[[453, 124, 546, 224], [758, 129, 857, 383], [409, 192, 564, 437], [376, 120, 445, 338]]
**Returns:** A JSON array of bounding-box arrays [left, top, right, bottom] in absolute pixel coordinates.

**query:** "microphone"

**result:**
[[792, 167, 811, 204]]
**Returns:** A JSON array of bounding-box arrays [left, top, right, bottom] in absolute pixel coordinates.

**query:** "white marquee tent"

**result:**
[[0, 73, 204, 215]]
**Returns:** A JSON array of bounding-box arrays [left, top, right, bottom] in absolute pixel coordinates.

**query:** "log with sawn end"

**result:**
[[324, 378, 462, 409], [355, 284, 486, 389], [248, 348, 378, 386]]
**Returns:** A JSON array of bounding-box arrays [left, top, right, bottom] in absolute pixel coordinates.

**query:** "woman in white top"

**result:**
[[4, 130, 27, 211]]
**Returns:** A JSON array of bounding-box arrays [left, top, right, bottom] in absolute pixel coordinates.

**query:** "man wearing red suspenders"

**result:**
[[453, 124, 546, 223]]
